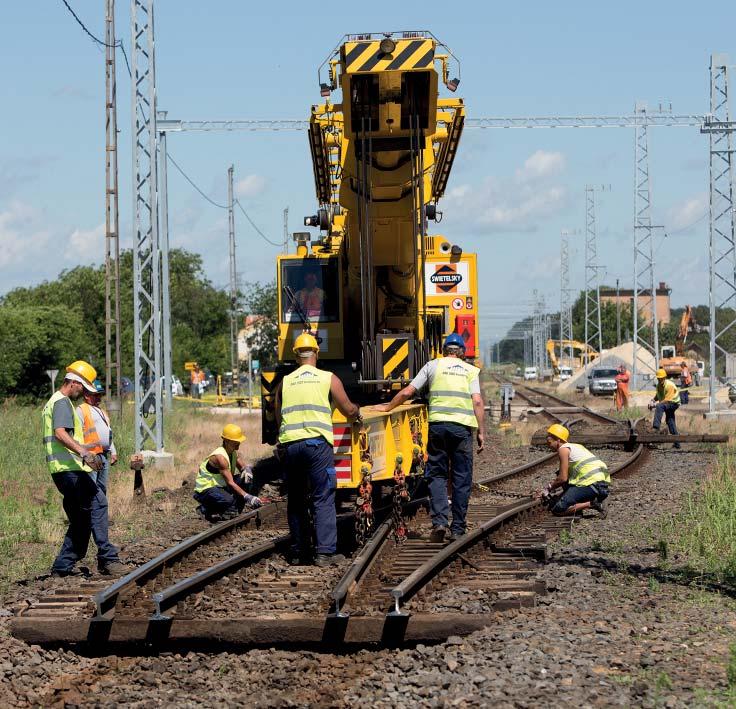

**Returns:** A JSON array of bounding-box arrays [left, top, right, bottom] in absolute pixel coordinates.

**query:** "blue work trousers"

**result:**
[[283, 437, 337, 555], [193, 474, 249, 519], [90, 455, 120, 566], [425, 422, 474, 536], [653, 401, 679, 435], [51, 471, 97, 573]]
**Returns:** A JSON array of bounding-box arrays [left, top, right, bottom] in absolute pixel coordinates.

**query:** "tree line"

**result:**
[[0, 249, 278, 400]]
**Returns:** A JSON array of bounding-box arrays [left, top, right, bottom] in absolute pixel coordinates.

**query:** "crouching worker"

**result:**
[[193, 423, 262, 522], [535, 424, 610, 518]]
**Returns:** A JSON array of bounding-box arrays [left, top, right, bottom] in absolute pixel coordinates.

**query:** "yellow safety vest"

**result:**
[[42, 391, 92, 475], [194, 446, 237, 493], [278, 365, 334, 445], [656, 379, 681, 404], [428, 357, 480, 428], [563, 443, 610, 487]]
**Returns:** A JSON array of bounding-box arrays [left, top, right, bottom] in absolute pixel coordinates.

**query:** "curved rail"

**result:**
[[522, 384, 622, 426]]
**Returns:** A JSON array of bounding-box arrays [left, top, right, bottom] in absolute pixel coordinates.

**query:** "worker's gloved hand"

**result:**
[[246, 494, 262, 508], [243, 466, 254, 485], [83, 453, 103, 471]]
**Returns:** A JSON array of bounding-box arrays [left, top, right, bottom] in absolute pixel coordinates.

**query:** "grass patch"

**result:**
[[651, 446, 736, 584], [0, 398, 270, 596]]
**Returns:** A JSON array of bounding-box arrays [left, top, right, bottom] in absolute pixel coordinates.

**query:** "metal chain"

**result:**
[[391, 457, 410, 543], [354, 465, 374, 547]]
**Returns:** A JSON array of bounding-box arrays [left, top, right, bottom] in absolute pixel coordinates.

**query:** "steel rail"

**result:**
[[521, 384, 622, 426], [475, 452, 557, 486], [93, 503, 282, 616], [388, 443, 646, 614]]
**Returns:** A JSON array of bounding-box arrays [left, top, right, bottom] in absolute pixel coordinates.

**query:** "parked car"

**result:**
[[171, 375, 184, 396], [588, 367, 619, 396], [523, 366, 538, 381], [559, 366, 573, 381]]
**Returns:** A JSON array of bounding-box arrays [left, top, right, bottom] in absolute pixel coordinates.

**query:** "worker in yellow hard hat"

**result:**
[[193, 423, 262, 522], [535, 424, 611, 518], [650, 368, 681, 449], [275, 332, 361, 567], [42, 360, 113, 577]]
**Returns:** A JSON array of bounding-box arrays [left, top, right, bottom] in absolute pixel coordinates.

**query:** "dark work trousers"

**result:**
[[283, 437, 337, 556], [653, 401, 679, 435], [51, 470, 98, 573], [425, 422, 474, 536], [90, 456, 120, 567], [193, 474, 249, 520]]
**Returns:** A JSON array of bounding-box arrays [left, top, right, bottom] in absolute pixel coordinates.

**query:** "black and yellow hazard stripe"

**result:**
[[343, 39, 435, 74], [260, 371, 278, 398], [382, 338, 410, 380]]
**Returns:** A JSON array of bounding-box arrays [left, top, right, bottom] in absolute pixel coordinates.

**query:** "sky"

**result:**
[[1, 0, 734, 357]]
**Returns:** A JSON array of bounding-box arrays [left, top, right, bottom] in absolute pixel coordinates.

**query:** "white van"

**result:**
[[523, 367, 538, 380], [559, 366, 573, 381]]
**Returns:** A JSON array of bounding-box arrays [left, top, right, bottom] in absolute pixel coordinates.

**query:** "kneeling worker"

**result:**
[[375, 333, 485, 543], [277, 333, 361, 566], [651, 368, 681, 449], [194, 424, 262, 522], [537, 424, 610, 517]]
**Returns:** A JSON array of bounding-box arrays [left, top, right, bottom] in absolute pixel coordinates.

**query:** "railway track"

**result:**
[[11, 429, 646, 649]]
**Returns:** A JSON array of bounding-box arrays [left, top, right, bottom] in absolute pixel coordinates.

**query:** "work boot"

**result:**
[[314, 553, 346, 567], [429, 526, 447, 543], [98, 561, 131, 576], [590, 498, 608, 519], [50, 568, 83, 579], [673, 442, 682, 450]]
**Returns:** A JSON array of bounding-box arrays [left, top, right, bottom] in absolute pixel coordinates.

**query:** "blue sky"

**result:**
[[1, 1, 733, 356]]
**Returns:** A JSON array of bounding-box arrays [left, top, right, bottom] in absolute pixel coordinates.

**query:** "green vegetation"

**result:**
[[728, 643, 736, 689], [0, 249, 277, 400], [653, 446, 736, 583]]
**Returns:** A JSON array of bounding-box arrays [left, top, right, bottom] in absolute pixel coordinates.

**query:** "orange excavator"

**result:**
[[659, 306, 702, 380]]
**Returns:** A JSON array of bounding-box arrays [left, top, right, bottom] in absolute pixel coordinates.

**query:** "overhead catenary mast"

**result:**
[[228, 165, 239, 393]]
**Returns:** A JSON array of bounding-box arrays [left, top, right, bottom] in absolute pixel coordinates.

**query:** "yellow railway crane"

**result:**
[[262, 31, 479, 499]]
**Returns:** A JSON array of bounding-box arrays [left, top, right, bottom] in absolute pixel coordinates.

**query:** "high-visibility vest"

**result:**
[[78, 402, 110, 455], [194, 446, 237, 493], [657, 379, 681, 404], [562, 443, 610, 487], [42, 391, 92, 475], [278, 365, 334, 445], [428, 357, 480, 428]]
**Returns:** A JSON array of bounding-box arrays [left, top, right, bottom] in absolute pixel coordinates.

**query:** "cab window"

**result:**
[[281, 258, 339, 323]]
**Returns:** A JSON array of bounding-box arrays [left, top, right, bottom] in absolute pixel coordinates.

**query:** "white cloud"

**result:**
[[66, 222, 105, 261], [515, 150, 565, 180], [0, 200, 52, 269], [665, 192, 708, 232], [235, 175, 267, 198]]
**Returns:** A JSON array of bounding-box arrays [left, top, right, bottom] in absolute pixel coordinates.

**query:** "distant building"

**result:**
[[600, 281, 671, 326], [237, 315, 266, 362]]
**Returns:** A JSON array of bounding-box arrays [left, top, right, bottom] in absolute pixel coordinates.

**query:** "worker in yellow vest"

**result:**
[[375, 333, 485, 543], [536, 424, 611, 517], [42, 360, 104, 577], [77, 380, 128, 575], [193, 424, 262, 522], [276, 333, 360, 567], [650, 368, 681, 449]]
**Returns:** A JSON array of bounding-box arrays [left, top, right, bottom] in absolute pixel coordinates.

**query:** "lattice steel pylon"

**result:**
[[632, 103, 660, 388], [532, 290, 546, 374], [584, 187, 603, 362], [703, 54, 736, 412], [104, 0, 122, 413], [228, 165, 239, 392], [131, 0, 163, 451], [559, 230, 574, 367]]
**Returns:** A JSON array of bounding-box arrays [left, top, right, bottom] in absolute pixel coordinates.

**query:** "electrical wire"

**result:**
[[166, 153, 229, 209], [235, 199, 282, 247], [59, 0, 131, 77]]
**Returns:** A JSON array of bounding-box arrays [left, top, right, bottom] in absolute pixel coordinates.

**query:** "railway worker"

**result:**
[[276, 332, 361, 567], [193, 423, 262, 522], [292, 268, 325, 319], [614, 364, 630, 411], [77, 380, 128, 575], [42, 360, 105, 577], [536, 424, 611, 518], [679, 361, 692, 405], [650, 368, 681, 449], [375, 333, 485, 544]]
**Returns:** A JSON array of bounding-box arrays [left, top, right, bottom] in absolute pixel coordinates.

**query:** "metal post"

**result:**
[[632, 103, 660, 389], [104, 0, 122, 414], [559, 231, 573, 368], [247, 351, 253, 414], [131, 0, 163, 452], [584, 187, 603, 362], [158, 113, 173, 410], [283, 207, 289, 254], [228, 165, 239, 395], [703, 54, 736, 412], [616, 278, 621, 347]]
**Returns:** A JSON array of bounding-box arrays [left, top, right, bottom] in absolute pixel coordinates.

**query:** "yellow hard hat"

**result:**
[[221, 423, 246, 443], [65, 360, 98, 392], [293, 332, 319, 353], [546, 424, 569, 442], [656, 368, 667, 379]]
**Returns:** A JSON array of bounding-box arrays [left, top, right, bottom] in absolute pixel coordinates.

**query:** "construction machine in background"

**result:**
[[261, 32, 479, 499], [546, 339, 599, 375], [659, 305, 704, 382]]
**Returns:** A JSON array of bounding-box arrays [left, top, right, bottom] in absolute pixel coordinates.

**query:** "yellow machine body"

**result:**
[[263, 32, 478, 489]]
